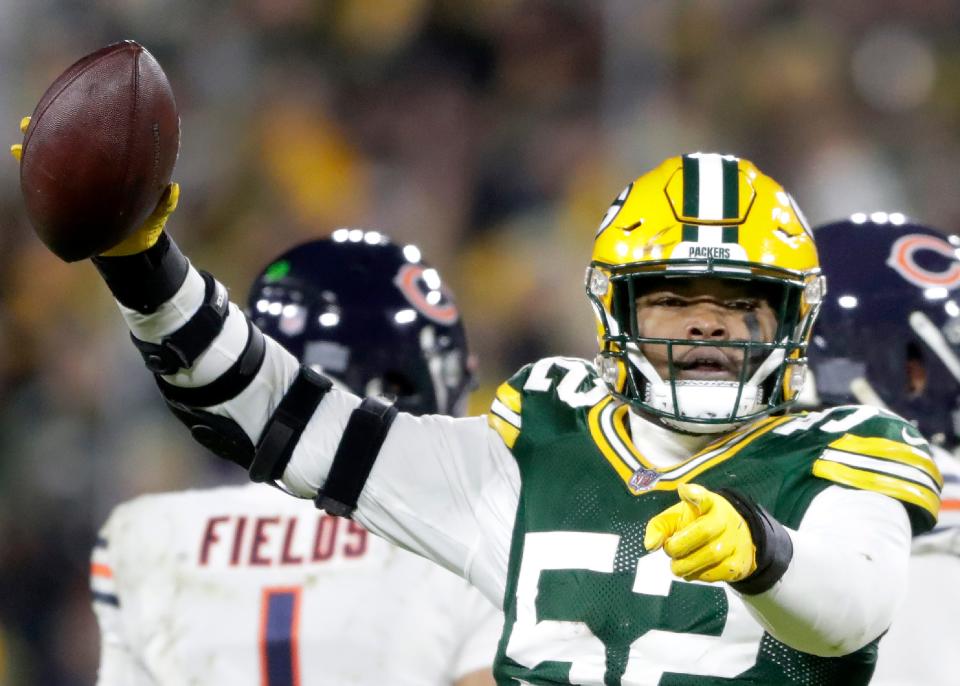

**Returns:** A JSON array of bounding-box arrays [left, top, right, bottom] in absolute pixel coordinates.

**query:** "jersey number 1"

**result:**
[[260, 587, 302, 686]]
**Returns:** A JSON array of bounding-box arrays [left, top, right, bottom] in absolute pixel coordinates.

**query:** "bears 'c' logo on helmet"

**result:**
[[886, 234, 960, 289], [394, 263, 460, 325]]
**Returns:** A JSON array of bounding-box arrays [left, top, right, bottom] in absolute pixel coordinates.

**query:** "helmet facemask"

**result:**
[[588, 260, 823, 433]]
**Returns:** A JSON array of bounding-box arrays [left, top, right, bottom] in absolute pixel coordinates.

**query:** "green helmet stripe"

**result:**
[[682, 154, 699, 217], [722, 156, 739, 219]]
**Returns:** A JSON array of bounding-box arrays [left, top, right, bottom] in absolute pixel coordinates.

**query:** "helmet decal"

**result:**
[[786, 193, 814, 240], [393, 263, 460, 325], [249, 234, 473, 416], [670, 224, 749, 261], [596, 182, 633, 237], [886, 233, 960, 289], [263, 259, 291, 282]]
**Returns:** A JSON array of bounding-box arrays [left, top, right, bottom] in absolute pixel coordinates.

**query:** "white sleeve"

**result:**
[[96, 638, 155, 686], [286, 405, 519, 600], [870, 552, 960, 686], [118, 265, 520, 600], [450, 588, 502, 680], [118, 266, 300, 442], [92, 514, 156, 686], [739, 485, 911, 657]]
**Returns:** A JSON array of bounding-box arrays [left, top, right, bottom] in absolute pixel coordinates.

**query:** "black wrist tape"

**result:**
[[92, 232, 189, 314], [719, 488, 794, 596]]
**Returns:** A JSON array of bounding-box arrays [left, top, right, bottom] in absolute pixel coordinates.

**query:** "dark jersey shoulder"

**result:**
[[487, 356, 606, 450]]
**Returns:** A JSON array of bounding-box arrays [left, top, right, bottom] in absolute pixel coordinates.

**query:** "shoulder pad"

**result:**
[[795, 405, 943, 533], [489, 378, 523, 449], [486, 357, 608, 450]]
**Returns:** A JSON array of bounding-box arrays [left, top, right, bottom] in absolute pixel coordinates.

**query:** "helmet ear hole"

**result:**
[[377, 371, 418, 401], [906, 341, 927, 397]]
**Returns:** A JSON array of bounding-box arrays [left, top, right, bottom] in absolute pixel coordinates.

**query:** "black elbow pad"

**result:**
[[165, 400, 255, 469]]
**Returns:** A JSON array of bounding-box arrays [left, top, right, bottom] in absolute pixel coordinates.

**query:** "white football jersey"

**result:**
[[91, 482, 502, 685], [872, 447, 960, 686]]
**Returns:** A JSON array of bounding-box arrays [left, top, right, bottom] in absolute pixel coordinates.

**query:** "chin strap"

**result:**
[[745, 344, 786, 388], [624, 340, 787, 430]]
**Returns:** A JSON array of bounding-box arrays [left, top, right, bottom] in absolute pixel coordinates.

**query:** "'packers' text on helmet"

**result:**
[[586, 153, 825, 433]]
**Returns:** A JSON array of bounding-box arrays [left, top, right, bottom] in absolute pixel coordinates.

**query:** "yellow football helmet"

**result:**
[[586, 153, 825, 432]]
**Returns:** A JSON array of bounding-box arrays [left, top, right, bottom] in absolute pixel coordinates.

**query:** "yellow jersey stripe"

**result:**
[[813, 460, 940, 519], [610, 405, 790, 480], [488, 413, 520, 449], [664, 415, 795, 485], [495, 382, 522, 414], [828, 434, 943, 488], [588, 397, 641, 490], [819, 449, 941, 494], [588, 396, 793, 494]]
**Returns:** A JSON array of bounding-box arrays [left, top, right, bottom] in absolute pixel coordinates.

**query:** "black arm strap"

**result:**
[[155, 318, 266, 407], [315, 396, 398, 517], [92, 232, 189, 314], [248, 366, 334, 483], [721, 488, 795, 596], [131, 271, 230, 375], [165, 400, 257, 470]]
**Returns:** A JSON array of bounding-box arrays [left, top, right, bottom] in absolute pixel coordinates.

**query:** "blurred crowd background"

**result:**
[[1, 0, 959, 683]]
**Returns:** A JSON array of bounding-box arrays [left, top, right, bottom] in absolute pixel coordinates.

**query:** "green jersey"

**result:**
[[486, 357, 941, 686]]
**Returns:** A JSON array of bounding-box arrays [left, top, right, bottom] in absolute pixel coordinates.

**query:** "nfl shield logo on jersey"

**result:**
[[629, 467, 660, 492]]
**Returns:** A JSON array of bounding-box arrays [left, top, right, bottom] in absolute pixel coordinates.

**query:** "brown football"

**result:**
[[19, 40, 179, 262]]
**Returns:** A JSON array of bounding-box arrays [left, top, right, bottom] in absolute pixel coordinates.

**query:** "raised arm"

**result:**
[[91, 209, 517, 601]]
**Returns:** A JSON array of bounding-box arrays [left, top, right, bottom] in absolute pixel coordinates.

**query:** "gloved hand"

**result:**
[[11, 116, 179, 257], [99, 182, 179, 256], [644, 483, 757, 583], [9, 116, 29, 161]]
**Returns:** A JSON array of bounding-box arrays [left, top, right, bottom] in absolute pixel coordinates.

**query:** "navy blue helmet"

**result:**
[[247, 229, 475, 417], [810, 214, 960, 448]]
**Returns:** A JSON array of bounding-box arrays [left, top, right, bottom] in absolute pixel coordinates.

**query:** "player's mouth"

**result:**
[[674, 347, 740, 381]]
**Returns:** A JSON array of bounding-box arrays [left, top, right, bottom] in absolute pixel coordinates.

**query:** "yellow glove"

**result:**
[[11, 116, 178, 257], [9, 116, 29, 161], [644, 483, 757, 584], [99, 181, 179, 256]]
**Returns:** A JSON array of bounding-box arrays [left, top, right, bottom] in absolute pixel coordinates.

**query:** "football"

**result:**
[[19, 40, 179, 262]]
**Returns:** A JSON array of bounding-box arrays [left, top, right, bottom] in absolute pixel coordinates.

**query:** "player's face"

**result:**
[[635, 278, 778, 381]]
